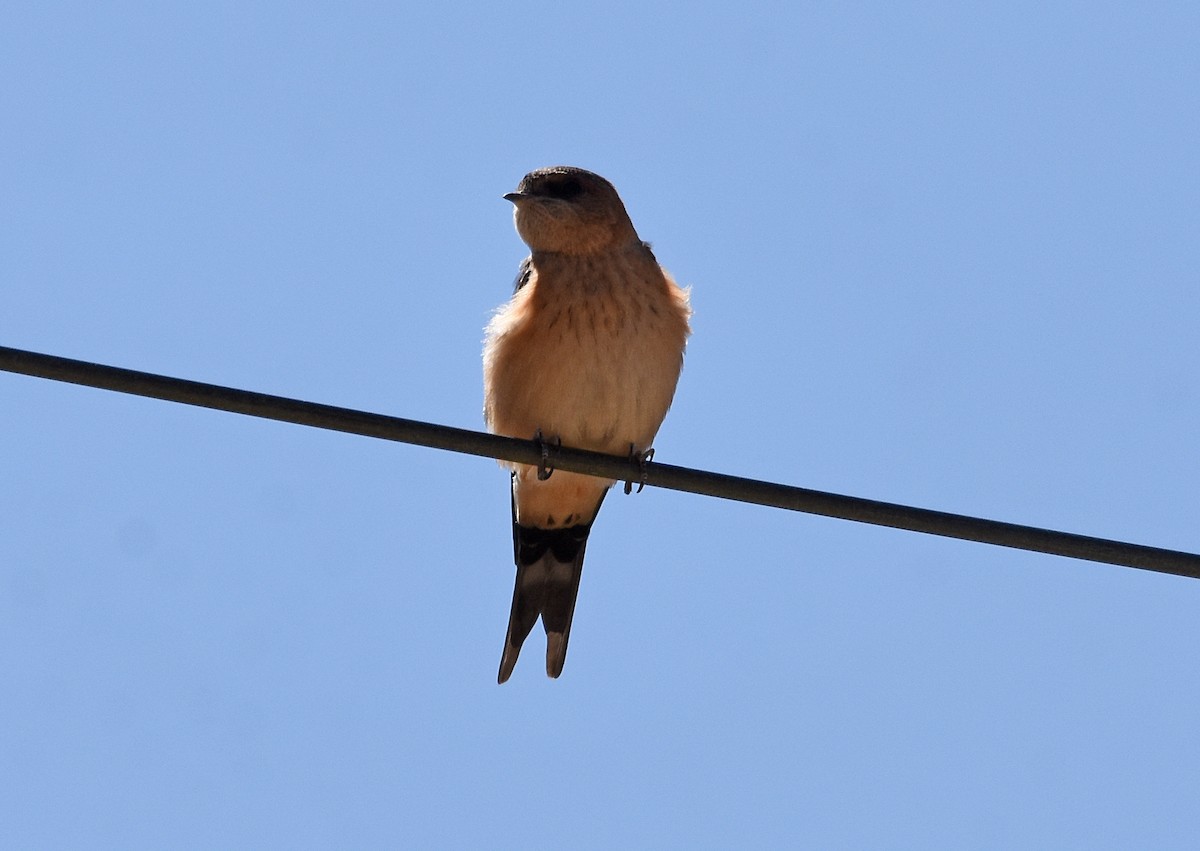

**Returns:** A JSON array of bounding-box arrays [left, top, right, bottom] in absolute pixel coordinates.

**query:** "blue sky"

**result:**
[[3, 2, 1198, 847]]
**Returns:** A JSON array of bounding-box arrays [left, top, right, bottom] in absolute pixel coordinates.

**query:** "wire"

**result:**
[[3, 343, 1198, 579]]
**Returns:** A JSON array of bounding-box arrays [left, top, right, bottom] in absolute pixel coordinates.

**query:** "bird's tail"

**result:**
[[497, 522, 593, 683]]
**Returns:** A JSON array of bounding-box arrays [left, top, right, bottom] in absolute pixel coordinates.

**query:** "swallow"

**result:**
[[483, 166, 691, 682]]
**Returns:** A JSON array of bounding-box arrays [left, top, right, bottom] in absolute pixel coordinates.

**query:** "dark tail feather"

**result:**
[[497, 523, 592, 683]]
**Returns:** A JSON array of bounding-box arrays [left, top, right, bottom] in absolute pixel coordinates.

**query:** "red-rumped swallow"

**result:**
[[483, 166, 691, 682]]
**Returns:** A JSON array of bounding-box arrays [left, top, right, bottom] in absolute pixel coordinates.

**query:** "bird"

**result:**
[[483, 166, 691, 683]]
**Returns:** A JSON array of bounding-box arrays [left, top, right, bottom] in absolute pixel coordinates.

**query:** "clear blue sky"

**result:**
[[3, 2, 1198, 848]]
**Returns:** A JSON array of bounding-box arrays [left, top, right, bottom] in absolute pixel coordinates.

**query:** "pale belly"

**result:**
[[485, 283, 686, 456], [483, 253, 690, 527]]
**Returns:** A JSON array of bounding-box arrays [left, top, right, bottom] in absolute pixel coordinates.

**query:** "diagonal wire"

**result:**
[[3, 343, 1198, 579]]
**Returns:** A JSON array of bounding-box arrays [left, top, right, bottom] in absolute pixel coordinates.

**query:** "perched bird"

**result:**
[[483, 166, 691, 683]]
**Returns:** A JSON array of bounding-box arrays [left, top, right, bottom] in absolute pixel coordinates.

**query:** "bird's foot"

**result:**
[[533, 429, 560, 481], [624, 445, 655, 494]]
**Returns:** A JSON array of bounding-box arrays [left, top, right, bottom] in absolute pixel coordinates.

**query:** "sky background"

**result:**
[[2, 1, 1198, 848]]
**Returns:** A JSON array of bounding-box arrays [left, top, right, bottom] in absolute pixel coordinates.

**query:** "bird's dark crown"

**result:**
[[516, 167, 614, 204]]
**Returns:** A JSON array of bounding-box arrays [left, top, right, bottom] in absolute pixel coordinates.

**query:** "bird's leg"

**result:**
[[624, 445, 655, 494], [533, 428, 559, 481]]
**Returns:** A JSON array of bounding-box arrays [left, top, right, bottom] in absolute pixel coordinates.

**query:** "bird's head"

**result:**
[[505, 166, 638, 255]]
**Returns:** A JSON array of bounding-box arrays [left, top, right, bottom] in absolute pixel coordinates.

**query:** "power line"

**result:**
[[3, 343, 1198, 580]]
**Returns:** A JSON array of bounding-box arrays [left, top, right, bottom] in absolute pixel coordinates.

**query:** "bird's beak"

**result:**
[[503, 192, 528, 204]]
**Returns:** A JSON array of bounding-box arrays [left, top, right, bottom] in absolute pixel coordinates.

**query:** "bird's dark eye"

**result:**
[[541, 178, 583, 201]]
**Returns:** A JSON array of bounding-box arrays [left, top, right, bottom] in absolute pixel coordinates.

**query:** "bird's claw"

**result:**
[[533, 429, 559, 481], [624, 446, 655, 494]]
